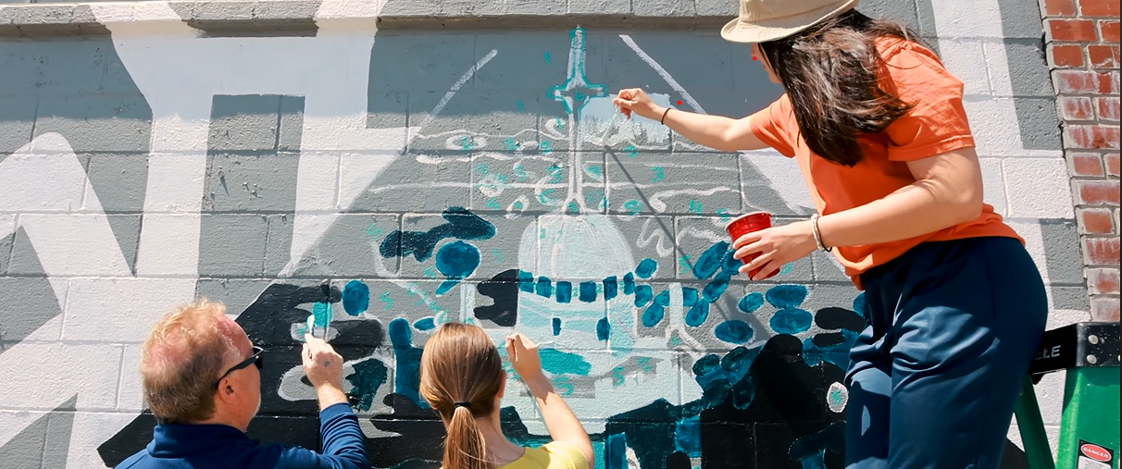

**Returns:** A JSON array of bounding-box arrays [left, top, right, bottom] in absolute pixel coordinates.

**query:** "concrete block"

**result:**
[[964, 98, 1060, 157], [992, 40, 1053, 98], [978, 157, 1008, 216], [198, 214, 269, 277], [367, 32, 477, 93], [810, 250, 849, 283], [263, 214, 293, 276], [507, 285, 610, 351], [16, 4, 72, 24], [105, 214, 142, 272], [85, 153, 149, 213], [5, 224, 42, 276], [8, 40, 106, 95], [408, 90, 540, 154], [569, 0, 630, 15], [675, 216, 734, 279], [938, 39, 993, 97], [0, 276, 63, 343], [8, 214, 138, 276], [208, 94, 282, 152], [470, 153, 568, 212], [612, 215, 677, 281], [631, 0, 694, 17], [396, 211, 529, 282], [253, 0, 320, 20], [191, 0, 254, 21], [1038, 219, 1085, 286], [0, 97, 35, 154], [438, 0, 505, 16], [696, 0, 737, 16], [475, 32, 573, 92], [0, 411, 49, 469], [277, 95, 305, 152], [859, 0, 921, 32], [195, 278, 274, 320], [740, 155, 805, 217], [99, 41, 145, 94], [34, 94, 151, 153], [62, 277, 197, 342], [995, 0, 1048, 39], [283, 214, 400, 278], [378, 0, 439, 17], [1049, 285, 1090, 311], [505, 0, 567, 16], [0, 214, 13, 275], [366, 92, 408, 130], [1003, 158, 1074, 219], [348, 155, 471, 212], [117, 344, 144, 411], [0, 343, 120, 409], [203, 153, 300, 212], [608, 152, 741, 215]]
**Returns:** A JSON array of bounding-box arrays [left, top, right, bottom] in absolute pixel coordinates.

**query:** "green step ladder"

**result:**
[[1015, 322, 1120, 469]]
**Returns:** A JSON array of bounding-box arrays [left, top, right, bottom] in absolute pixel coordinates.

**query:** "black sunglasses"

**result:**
[[213, 346, 264, 390]]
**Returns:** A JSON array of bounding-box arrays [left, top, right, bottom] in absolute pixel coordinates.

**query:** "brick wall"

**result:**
[[1042, 0, 1121, 321]]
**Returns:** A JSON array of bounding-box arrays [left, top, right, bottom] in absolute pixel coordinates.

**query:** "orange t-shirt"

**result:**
[[748, 38, 1022, 288]]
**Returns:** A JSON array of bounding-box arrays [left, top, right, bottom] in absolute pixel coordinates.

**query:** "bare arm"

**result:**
[[816, 147, 984, 247], [612, 89, 768, 152], [506, 333, 594, 466]]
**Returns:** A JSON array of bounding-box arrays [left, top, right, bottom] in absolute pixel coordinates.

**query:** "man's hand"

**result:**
[[302, 334, 348, 410]]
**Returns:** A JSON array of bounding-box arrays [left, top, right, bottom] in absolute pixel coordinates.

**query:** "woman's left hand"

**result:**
[[733, 220, 819, 280]]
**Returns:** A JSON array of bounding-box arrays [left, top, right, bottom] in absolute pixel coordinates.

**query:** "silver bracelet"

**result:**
[[811, 214, 832, 252]]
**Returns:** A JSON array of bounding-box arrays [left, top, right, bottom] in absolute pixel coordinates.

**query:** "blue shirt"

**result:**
[[115, 403, 369, 469]]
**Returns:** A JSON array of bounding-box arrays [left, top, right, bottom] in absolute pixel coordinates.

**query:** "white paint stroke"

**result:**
[[619, 35, 706, 115], [412, 49, 499, 139]]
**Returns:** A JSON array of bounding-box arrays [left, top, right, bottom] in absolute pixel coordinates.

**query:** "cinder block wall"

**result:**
[[0, 0, 1096, 467]]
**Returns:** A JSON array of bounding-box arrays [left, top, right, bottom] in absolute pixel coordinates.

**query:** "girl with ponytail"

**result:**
[[420, 323, 593, 469]]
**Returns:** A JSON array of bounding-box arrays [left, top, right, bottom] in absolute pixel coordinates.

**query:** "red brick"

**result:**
[[1049, 44, 1085, 67], [1088, 268, 1121, 295], [1045, 0, 1077, 15], [1079, 0, 1120, 17], [1091, 298, 1121, 322], [1071, 152, 1106, 176], [1065, 125, 1122, 150], [1060, 97, 1096, 120], [1084, 237, 1121, 265], [1075, 179, 1122, 205], [1053, 70, 1117, 94], [1079, 208, 1116, 233], [1099, 97, 1121, 121], [1101, 20, 1121, 43], [1047, 18, 1097, 41], [1106, 153, 1120, 176], [1088, 45, 1121, 69]]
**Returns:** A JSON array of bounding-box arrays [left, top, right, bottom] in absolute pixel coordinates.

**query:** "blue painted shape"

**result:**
[[389, 318, 425, 407], [345, 358, 387, 411], [413, 317, 436, 331], [603, 276, 618, 300], [552, 317, 562, 336], [596, 317, 610, 340], [714, 320, 753, 343], [435, 240, 480, 295], [539, 348, 592, 375], [771, 308, 814, 334], [802, 329, 859, 370], [674, 416, 701, 458], [693, 347, 760, 410], [694, 241, 730, 280], [634, 258, 657, 279], [516, 99, 525, 112], [721, 248, 742, 276], [800, 450, 827, 469], [311, 301, 332, 334], [379, 291, 394, 311], [853, 292, 868, 320], [682, 287, 699, 307], [543, 51, 551, 64], [633, 284, 653, 308], [555, 281, 573, 303], [622, 273, 635, 294], [685, 301, 710, 327], [518, 270, 535, 293], [738, 292, 765, 313], [341, 280, 369, 316], [641, 302, 665, 327], [654, 289, 670, 306], [701, 274, 730, 302], [379, 206, 494, 262], [692, 354, 720, 377], [766, 284, 809, 309], [536, 277, 553, 297], [606, 433, 626, 469], [547, 27, 608, 116], [578, 281, 597, 302]]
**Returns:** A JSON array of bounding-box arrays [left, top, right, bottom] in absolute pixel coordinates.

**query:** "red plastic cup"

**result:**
[[725, 211, 778, 280]]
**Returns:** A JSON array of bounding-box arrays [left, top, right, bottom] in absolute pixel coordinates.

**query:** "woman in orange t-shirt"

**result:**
[[614, 1, 1048, 468]]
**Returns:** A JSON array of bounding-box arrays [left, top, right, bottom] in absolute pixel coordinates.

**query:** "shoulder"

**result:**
[[539, 441, 590, 469], [114, 450, 151, 469], [875, 37, 961, 89]]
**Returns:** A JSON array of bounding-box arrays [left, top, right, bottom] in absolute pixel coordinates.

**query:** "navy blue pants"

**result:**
[[844, 237, 1048, 469]]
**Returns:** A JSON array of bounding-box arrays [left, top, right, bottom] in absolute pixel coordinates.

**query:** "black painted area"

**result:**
[[475, 269, 521, 327]]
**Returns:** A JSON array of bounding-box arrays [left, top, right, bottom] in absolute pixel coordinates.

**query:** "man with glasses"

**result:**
[[116, 298, 369, 469]]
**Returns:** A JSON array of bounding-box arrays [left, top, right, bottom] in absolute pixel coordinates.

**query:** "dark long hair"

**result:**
[[419, 323, 505, 469], [758, 10, 929, 166]]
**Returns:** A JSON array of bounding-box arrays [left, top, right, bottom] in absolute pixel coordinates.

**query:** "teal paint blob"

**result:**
[[596, 317, 610, 340], [714, 320, 753, 343], [693, 242, 730, 280], [539, 348, 592, 375], [552, 317, 562, 336], [341, 280, 369, 316], [770, 308, 813, 334], [738, 292, 765, 313], [435, 241, 480, 295], [766, 284, 808, 309], [345, 359, 388, 411], [413, 317, 436, 331], [635, 258, 657, 278], [310, 301, 332, 335]]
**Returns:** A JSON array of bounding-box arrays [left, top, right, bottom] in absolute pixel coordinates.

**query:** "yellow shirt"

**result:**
[[497, 442, 589, 469]]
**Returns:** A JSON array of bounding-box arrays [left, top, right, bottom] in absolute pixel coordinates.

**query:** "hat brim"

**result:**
[[720, 0, 860, 43]]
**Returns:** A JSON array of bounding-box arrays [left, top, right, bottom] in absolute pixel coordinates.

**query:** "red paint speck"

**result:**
[[752, 56, 757, 60], [677, 100, 682, 105]]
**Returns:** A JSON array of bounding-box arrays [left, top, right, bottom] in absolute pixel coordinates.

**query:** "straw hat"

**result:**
[[721, 0, 860, 43]]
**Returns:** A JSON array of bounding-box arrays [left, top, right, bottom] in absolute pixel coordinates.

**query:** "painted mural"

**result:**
[[0, 0, 1087, 467]]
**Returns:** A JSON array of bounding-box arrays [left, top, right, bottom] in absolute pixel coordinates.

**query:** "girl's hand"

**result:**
[[505, 333, 545, 383], [733, 220, 818, 280], [612, 88, 662, 121]]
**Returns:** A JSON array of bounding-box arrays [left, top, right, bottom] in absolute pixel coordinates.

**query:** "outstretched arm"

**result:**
[[613, 88, 768, 152]]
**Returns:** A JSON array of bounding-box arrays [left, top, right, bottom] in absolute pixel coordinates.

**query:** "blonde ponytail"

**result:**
[[444, 404, 488, 469]]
